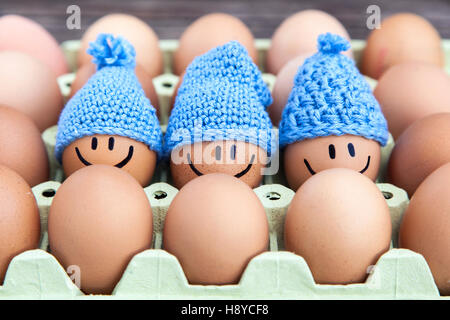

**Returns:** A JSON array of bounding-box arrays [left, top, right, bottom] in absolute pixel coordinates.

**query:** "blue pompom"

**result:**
[[87, 33, 136, 70], [317, 33, 350, 55]]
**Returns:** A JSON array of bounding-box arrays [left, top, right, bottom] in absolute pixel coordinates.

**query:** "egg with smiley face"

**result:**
[[170, 140, 268, 189], [164, 41, 275, 188], [55, 34, 162, 186], [279, 34, 388, 190], [62, 135, 157, 187], [284, 135, 381, 191]]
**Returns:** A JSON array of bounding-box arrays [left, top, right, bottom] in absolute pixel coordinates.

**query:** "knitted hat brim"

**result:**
[[279, 126, 388, 149]]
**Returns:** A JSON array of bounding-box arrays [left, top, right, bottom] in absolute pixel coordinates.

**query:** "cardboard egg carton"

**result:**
[[0, 176, 441, 299], [1, 38, 449, 299]]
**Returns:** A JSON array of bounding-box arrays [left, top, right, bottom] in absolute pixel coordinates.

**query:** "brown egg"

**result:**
[[0, 15, 68, 76], [0, 51, 63, 131], [268, 53, 313, 125], [62, 134, 157, 187], [266, 10, 352, 75], [69, 62, 160, 113], [78, 13, 163, 78], [388, 113, 450, 197], [163, 173, 269, 284], [0, 165, 40, 284], [173, 13, 257, 75], [0, 105, 49, 186], [399, 162, 450, 295], [170, 141, 268, 189], [361, 13, 444, 80], [374, 62, 450, 139], [48, 165, 153, 294], [284, 168, 391, 284], [284, 135, 381, 191]]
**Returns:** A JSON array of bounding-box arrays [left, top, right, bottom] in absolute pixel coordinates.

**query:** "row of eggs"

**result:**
[[0, 10, 449, 296], [0, 161, 449, 296]]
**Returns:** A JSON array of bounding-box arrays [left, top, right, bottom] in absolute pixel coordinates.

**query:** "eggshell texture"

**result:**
[[266, 10, 352, 75], [0, 15, 68, 76], [399, 162, 450, 296], [0, 51, 63, 131], [78, 14, 163, 78], [361, 13, 444, 80], [0, 105, 49, 186], [284, 135, 381, 191], [169, 141, 268, 189], [173, 13, 257, 75], [0, 165, 40, 284], [62, 134, 157, 187], [163, 173, 269, 285], [69, 62, 160, 113], [284, 168, 391, 284], [388, 113, 450, 197], [48, 165, 153, 294], [268, 53, 313, 125], [374, 62, 450, 139]]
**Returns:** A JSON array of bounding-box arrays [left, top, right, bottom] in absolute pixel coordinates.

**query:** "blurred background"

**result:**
[[1, 0, 449, 42]]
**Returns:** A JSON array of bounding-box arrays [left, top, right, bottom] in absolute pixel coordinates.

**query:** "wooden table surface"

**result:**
[[1, 0, 449, 42]]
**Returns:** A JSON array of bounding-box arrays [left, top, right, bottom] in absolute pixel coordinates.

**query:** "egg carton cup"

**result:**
[[1, 38, 449, 299]]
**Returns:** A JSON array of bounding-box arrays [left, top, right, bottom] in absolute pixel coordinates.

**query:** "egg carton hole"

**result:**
[[382, 191, 393, 200], [265, 191, 281, 201], [153, 190, 168, 200], [42, 189, 56, 198]]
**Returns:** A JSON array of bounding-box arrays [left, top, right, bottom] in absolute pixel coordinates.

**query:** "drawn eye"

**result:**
[[328, 144, 336, 159], [230, 144, 236, 160], [348, 143, 355, 157], [91, 137, 98, 150], [108, 137, 115, 150], [215, 146, 221, 161]]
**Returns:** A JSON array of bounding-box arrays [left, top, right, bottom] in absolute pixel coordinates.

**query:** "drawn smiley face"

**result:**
[[62, 134, 157, 186], [170, 140, 268, 189], [284, 135, 381, 191]]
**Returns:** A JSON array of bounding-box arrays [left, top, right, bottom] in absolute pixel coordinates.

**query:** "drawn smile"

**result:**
[[75, 146, 134, 168], [187, 153, 256, 178], [304, 156, 371, 175]]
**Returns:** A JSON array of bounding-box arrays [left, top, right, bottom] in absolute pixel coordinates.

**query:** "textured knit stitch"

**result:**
[[54, 34, 162, 162], [163, 41, 275, 158], [279, 33, 389, 148]]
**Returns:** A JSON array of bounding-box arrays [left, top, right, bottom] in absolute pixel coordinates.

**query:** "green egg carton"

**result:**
[[0, 177, 444, 299], [1, 38, 449, 299], [2, 123, 445, 299]]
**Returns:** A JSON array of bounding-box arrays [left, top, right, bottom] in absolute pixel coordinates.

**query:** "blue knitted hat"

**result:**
[[279, 33, 388, 148], [54, 33, 162, 162], [163, 41, 275, 157]]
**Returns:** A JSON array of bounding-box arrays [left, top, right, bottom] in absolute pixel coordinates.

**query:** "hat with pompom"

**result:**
[[54, 33, 162, 162], [279, 33, 388, 148], [163, 40, 275, 157]]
